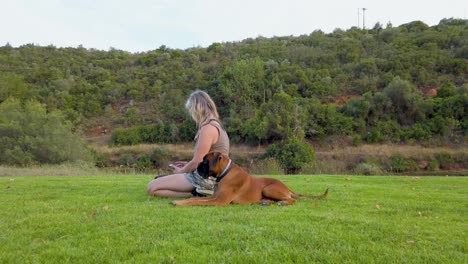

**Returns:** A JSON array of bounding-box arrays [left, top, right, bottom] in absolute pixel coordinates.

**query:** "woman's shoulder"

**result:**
[[199, 122, 219, 134], [201, 119, 221, 129]]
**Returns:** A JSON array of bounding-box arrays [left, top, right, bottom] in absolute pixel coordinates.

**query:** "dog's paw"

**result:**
[[170, 201, 179, 206], [259, 200, 271, 206], [276, 201, 287, 206]]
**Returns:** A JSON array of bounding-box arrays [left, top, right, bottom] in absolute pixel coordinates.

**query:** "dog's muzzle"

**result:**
[[197, 159, 210, 178]]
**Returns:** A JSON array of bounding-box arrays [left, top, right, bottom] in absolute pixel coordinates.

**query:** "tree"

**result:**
[[218, 58, 267, 141], [0, 99, 91, 165], [437, 82, 456, 98], [0, 73, 36, 103], [382, 77, 427, 126], [245, 92, 303, 143], [0, 19, 467, 147], [218, 58, 266, 119]]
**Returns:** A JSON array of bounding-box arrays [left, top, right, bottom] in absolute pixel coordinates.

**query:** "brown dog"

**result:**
[[171, 152, 328, 206]]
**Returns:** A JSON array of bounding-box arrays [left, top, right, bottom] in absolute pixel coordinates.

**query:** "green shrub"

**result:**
[[403, 123, 431, 141], [387, 155, 418, 173], [354, 162, 383, 175], [110, 124, 181, 146], [178, 119, 197, 142], [124, 107, 140, 125], [364, 121, 402, 143], [0, 99, 91, 165], [138, 125, 157, 143], [427, 160, 440, 171], [135, 155, 153, 171], [117, 154, 135, 167], [143, 124, 172, 143], [149, 147, 172, 168], [434, 152, 455, 169], [110, 127, 141, 145], [352, 135, 362, 146], [92, 150, 113, 168], [265, 136, 315, 174], [364, 129, 385, 143], [437, 82, 456, 98]]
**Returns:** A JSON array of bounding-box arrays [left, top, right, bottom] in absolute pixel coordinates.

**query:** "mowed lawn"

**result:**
[[0, 174, 466, 263]]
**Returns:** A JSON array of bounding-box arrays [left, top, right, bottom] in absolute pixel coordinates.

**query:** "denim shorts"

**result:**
[[184, 170, 216, 195]]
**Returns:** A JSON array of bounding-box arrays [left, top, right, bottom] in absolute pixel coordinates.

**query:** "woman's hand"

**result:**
[[173, 167, 184, 174], [169, 161, 187, 174], [173, 161, 188, 168]]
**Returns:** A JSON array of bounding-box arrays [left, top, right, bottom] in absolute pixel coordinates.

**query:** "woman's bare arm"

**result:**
[[173, 124, 219, 173]]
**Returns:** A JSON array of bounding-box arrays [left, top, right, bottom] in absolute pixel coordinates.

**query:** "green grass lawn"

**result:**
[[0, 175, 466, 263]]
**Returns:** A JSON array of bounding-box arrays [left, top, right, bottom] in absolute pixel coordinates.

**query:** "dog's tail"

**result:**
[[292, 188, 329, 200]]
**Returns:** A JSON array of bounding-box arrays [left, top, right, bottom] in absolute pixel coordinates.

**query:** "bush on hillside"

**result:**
[[0, 99, 91, 165], [386, 155, 418, 173], [135, 155, 153, 171], [354, 162, 383, 175], [110, 124, 180, 146], [265, 136, 315, 174], [149, 147, 172, 168]]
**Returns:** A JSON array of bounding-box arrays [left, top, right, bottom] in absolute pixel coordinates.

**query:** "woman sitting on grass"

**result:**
[[146, 90, 230, 197]]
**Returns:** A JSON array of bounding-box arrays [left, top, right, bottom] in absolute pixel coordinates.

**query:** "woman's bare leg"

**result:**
[[147, 174, 194, 198]]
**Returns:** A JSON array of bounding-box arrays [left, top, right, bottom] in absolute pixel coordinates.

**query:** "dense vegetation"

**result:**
[[0, 99, 91, 165], [0, 18, 466, 167]]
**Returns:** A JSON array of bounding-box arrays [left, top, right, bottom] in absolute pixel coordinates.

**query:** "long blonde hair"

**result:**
[[185, 90, 220, 128]]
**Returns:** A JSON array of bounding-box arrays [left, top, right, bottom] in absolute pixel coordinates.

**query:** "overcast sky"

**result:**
[[1, 0, 466, 53]]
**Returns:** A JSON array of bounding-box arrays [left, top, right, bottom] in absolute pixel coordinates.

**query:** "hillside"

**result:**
[[0, 18, 466, 173]]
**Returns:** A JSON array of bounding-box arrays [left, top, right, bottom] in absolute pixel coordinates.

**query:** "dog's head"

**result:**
[[197, 152, 229, 179]]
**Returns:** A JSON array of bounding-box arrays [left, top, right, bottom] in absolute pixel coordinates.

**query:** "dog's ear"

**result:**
[[213, 152, 223, 166]]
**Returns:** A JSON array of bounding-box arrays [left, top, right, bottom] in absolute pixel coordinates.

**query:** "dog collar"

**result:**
[[216, 159, 233, 183]]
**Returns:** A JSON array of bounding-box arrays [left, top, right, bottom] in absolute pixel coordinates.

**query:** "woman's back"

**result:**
[[207, 120, 229, 156]]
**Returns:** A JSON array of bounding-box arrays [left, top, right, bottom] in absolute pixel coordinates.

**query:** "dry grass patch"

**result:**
[[88, 141, 466, 175], [336, 144, 466, 158], [0, 163, 102, 177]]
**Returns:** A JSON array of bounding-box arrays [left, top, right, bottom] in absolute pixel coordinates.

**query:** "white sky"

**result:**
[[1, 0, 466, 53]]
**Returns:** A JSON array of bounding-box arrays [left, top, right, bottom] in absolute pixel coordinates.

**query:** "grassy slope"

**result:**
[[0, 175, 466, 263]]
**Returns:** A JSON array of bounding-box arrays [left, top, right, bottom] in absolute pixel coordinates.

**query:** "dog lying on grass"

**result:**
[[171, 152, 328, 206]]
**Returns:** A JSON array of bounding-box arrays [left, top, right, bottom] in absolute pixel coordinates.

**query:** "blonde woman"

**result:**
[[147, 90, 230, 197]]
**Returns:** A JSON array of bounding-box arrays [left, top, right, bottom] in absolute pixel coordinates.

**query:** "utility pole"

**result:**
[[357, 8, 360, 28], [362, 8, 367, 29]]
